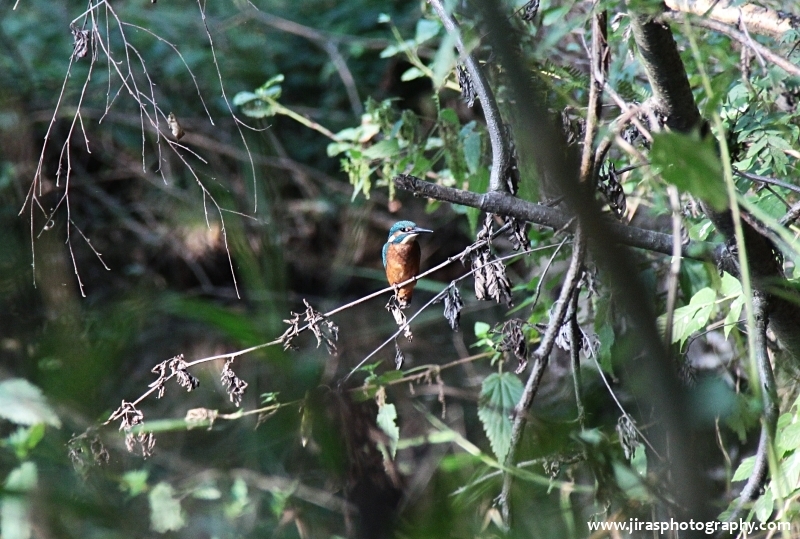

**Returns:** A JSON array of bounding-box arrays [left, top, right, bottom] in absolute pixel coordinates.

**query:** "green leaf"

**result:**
[[478, 373, 524, 462], [724, 296, 744, 338], [631, 444, 647, 477], [474, 321, 491, 339], [461, 122, 482, 175], [256, 74, 284, 99], [120, 470, 150, 497], [0, 379, 61, 428], [777, 421, 800, 453], [596, 323, 615, 375], [414, 19, 441, 44], [612, 462, 651, 501], [376, 403, 400, 458], [2, 463, 37, 539], [2, 425, 45, 460], [400, 67, 425, 81], [650, 131, 728, 211], [776, 450, 800, 490], [753, 487, 774, 522], [148, 482, 186, 533], [5, 462, 37, 492], [224, 478, 251, 519], [732, 455, 755, 482], [361, 139, 400, 159], [431, 33, 456, 89], [659, 287, 716, 346], [231, 91, 259, 106], [191, 485, 222, 500], [718, 272, 741, 297]]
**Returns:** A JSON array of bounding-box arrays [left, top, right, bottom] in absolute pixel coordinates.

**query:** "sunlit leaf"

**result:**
[[777, 422, 800, 453], [121, 470, 150, 497], [414, 19, 441, 44], [724, 296, 744, 338], [361, 139, 400, 159], [377, 403, 400, 457], [0, 379, 61, 428], [2, 425, 45, 460], [2, 463, 37, 539], [659, 287, 716, 346], [149, 482, 186, 533], [732, 455, 755, 482]]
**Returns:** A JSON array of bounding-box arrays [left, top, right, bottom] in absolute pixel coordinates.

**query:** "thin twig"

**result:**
[[660, 12, 800, 78], [394, 174, 719, 261], [340, 240, 564, 383], [663, 185, 683, 345], [528, 235, 569, 312], [500, 229, 586, 526], [734, 169, 800, 196], [567, 290, 584, 428], [727, 292, 777, 523], [579, 7, 608, 184]]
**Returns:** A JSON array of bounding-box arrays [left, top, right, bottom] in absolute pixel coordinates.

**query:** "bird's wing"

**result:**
[[382, 241, 389, 268]]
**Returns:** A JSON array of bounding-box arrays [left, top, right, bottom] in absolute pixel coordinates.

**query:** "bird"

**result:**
[[382, 221, 432, 308]]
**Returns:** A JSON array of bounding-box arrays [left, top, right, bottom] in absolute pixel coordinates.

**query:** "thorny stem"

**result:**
[[500, 230, 586, 526], [428, 0, 511, 193]]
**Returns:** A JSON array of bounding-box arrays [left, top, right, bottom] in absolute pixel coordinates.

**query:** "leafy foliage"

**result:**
[[478, 372, 524, 463]]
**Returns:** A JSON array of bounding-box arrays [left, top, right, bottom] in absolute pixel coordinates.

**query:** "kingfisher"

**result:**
[[382, 221, 433, 308]]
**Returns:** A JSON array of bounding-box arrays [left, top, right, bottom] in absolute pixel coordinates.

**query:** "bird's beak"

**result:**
[[413, 227, 433, 234]]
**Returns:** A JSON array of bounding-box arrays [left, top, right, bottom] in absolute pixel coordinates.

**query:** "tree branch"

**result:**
[[628, 4, 800, 361], [429, 0, 511, 193], [660, 11, 800, 79], [475, 0, 711, 523], [500, 230, 586, 526], [728, 291, 778, 523], [579, 8, 608, 184], [664, 0, 799, 40], [394, 174, 718, 261]]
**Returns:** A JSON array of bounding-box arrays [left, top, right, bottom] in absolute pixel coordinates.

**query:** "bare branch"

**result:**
[[500, 230, 586, 525], [664, 0, 799, 40], [660, 12, 800, 78], [394, 174, 718, 261], [579, 8, 608, 184], [429, 0, 512, 193], [727, 292, 777, 522]]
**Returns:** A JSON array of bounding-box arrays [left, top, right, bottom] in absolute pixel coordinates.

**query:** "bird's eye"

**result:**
[[404, 227, 412, 232]]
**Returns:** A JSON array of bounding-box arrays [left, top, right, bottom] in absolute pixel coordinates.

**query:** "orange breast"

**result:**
[[385, 242, 421, 307]]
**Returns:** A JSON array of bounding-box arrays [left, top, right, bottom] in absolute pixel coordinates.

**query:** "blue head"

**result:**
[[382, 221, 433, 267]]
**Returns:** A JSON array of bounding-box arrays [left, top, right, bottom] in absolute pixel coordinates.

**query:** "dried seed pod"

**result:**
[[394, 340, 405, 370], [167, 112, 185, 140], [221, 359, 248, 407], [456, 64, 476, 108], [70, 24, 90, 60], [442, 284, 464, 331], [303, 299, 339, 355], [169, 354, 199, 392], [596, 163, 626, 218], [521, 0, 540, 21]]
